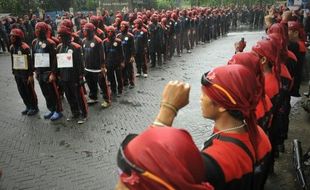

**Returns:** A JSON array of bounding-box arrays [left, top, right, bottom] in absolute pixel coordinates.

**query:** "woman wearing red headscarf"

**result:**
[[116, 64, 271, 190]]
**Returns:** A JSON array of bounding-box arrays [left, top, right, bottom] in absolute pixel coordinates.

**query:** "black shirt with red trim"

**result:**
[[201, 126, 271, 190]]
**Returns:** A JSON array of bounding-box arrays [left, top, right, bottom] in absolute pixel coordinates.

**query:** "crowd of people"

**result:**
[[115, 5, 308, 190], [2, 3, 309, 189], [3, 6, 270, 124]]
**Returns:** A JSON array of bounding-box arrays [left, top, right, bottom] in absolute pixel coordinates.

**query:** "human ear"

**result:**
[[260, 56, 267, 65], [218, 106, 226, 113]]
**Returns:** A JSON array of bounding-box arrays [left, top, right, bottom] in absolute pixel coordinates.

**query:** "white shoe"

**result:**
[[143, 73, 148, 78], [77, 117, 87, 124], [136, 73, 141, 77], [87, 98, 98, 104]]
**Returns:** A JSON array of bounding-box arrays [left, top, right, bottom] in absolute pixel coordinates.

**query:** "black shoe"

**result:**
[[277, 144, 285, 153], [274, 149, 280, 158], [117, 91, 122, 97], [21, 108, 30, 115], [129, 84, 135, 89], [151, 65, 156, 68], [27, 109, 39, 116], [291, 92, 301, 97], [67, 114, 79, 121]]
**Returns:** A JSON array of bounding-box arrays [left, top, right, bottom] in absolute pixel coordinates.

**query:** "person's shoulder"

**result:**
[[256, 125, 272, 160], [94, 35, 102, 43], [21, 42, 30, 50], [71, 42, 81, 49], [142, 28, 147, 33], [116, 33, 122, 38], [128, 32, 134, 38], [56, 43, 62, 50], [96, 28, 104, 35], [256, 126, 271, 148], [115, 38, 122, 43], [202, 134, 255, 181], [47, 38, 55, 45], [102, 38, 109, 43], [32, 38, 38, 46]]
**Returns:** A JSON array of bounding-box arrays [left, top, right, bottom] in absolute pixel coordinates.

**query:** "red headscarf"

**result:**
[[227, 52, 268, 119], [202, 65, 259, 156], [268, 23, 288, 49], [228, 52, 264, 100], [252, 38, 281, 86], [120, 127, 214, 190]]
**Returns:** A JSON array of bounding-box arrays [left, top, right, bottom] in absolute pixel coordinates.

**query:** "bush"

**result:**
[[156, 0, 173, 9]]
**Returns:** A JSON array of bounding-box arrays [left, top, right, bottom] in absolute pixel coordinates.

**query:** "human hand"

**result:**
[[282, 11, 292, 22], [48, 73, 55, 83], [101, 66, 107, 74], [161, 80, 191, 111], [234, 42, 240, 52], [120, 62, 125, 69], [27, 75, 34, 84]]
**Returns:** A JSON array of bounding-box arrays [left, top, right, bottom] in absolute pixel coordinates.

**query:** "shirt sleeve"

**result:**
[[200, 152, 226, 190]]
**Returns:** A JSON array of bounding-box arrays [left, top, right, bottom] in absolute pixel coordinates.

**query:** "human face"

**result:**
[[200, 89, 220, 119], [10, 35, 16, 44], [120, 23, 126, 32], [288, 29, 299, 42]]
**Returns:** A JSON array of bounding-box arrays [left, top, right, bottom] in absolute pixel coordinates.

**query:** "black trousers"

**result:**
[[85, 71, 99, 100], [150, 45, 162, 66], [15, 75, 38, 110], [168, 35, 175, 58], [62, 81, 88, 117], [182, 30, 190, 51], [122, 59, 135, 86], [174, 34, 181, 55], [107, 64, 123, 94], [135, 53, 147, 74], [98, 72, 111, 102], [37, 75, 62, 112], [85, 71, 111, 102]]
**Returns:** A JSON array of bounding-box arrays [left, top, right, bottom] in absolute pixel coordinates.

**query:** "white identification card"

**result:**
[[57, 53, 73, 68], [13, 54, 28, 70], [34, 53, 50, 68]]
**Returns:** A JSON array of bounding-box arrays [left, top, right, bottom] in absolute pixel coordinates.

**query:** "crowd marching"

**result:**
[[1, 3, 309, 189]]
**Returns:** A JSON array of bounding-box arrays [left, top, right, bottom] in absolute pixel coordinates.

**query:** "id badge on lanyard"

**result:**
[[34, 53, 50, 68], [13, 54, 28, 70]]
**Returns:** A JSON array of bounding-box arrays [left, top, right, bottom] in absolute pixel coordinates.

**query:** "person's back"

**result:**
[[202, 124, 270, 190]]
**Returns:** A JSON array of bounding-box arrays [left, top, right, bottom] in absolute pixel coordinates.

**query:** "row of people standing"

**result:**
[[115, 8, 308, 190], [9, 7, 238, 124]]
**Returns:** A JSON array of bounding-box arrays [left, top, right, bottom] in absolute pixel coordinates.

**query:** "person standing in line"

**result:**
[[56, 26, 88, 124], [103, 26, 124, 97], [82, 23, 111, 108], [32, 22, 63, 121], [117, 21, 135, 89], [10, 28, 38, 116]]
